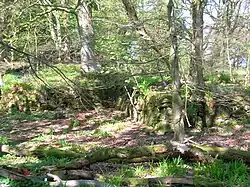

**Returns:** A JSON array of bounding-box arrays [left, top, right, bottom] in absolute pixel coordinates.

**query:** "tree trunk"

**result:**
[[191, 0, 207, 128], [121, 0, 185, 140], [40, 0, 62, 61], [76, 2, 98, 72], [167, 0, 185, 142], [50, 12, 62, 60], [60, 0, 71, 63]]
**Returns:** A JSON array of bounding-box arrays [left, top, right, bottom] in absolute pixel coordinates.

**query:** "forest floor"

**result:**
[[1, 108, 250, 151], [0, 108, 250, 186]]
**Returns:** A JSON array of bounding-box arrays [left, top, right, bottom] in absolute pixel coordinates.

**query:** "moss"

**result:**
[[140, 92, 172, 133], [31, 146, 81, 159]]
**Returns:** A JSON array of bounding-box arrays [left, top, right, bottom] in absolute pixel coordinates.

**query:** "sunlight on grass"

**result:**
[[106, 158, 250, 186], [152, 157, 187, 177], [0, 136, 8, 144], [92, 129, 112, 138], [7, 112, 55, 121], [32, 63, 82, 87], [194, 160, 250, 186], [2, 64, 83, 90], [133, 165, 149, 177], [98, 121, 126, 133], [32, 134, 52, 142], [0, 154, 40, 167]]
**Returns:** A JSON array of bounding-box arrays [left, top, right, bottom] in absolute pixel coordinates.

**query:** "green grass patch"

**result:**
[[106, 158, 250, 186], [195, 159, 250, 186], [92, 129, 112, 138], [7, 112, 56, 121], [152, 157, 187, 177]]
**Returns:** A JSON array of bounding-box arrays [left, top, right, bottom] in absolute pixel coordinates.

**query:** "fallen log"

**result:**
[[86, 142, 250, 164], [2, 141, 250, 165], [85, 142, 214, 164], [48, 173, 117, 187], [0, 167, 116, 187], [48, 169, 94, 180], [192, 144, 250, 164]]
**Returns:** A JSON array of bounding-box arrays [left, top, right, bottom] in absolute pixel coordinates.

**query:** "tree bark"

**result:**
[[191, 0, 207, 128], [121, 0, 185, 140], [167, 0, 185, 142], [76, 2, 98, 72], [40, 0, 62, 61]]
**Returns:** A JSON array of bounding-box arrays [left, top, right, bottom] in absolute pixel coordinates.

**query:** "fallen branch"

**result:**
[[2, 141, 250, 166], [85, 142, 214, 164], [0, 167, 116, 187], [48, 173, 117, 187], [192, 144, 250, 163]]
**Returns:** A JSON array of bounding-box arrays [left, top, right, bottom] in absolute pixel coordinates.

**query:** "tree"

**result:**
[[121, 0, 185, 141], [167, 0, 185, 142], [190, 0, 207, 128], [39, 0, 63, 61], [76, 1, 98, 72]]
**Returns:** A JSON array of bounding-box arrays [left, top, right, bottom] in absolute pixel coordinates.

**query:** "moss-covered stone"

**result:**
[[117, 91, 172, 134]]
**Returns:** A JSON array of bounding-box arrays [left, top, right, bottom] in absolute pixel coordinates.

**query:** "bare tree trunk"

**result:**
[[191, 0, 207, 128], [226, 36, 233, 79], [60, 0, 71, 63], [246, 52, 250, 86], [121, 0, 185, 141], [50, 12, 62, 60], [40, 0, 62, 61], [222, 0, 242, 80], [76, 2, 98, 72], [168, 0, 185, 142]]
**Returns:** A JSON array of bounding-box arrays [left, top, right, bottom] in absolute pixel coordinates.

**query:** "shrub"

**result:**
[[0, 83, 40, 113]]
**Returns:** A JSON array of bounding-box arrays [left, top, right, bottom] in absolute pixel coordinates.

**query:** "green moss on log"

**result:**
[[86, 144, 174, 163], [31, 146, 81, 158], [193, 144, 250, 163]]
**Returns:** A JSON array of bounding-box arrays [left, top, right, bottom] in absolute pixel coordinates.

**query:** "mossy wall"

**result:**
[[117, 91, 173, 134], [0, 69, 130, 112], [117, 88, 250, 132]]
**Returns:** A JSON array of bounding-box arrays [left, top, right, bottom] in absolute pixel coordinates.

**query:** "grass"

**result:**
[[152, 156, 187, 177], [32, 134, 52, 142], [92, 129, 112, 138], [0, 136, 9, 144], [106, 158, 250, 187], [195, 159, 250, 186], [0, 154, 72, 187], [7, 111, 56, 121]]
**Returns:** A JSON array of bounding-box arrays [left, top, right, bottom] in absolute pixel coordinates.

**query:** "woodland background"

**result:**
[[0, 0, 250, 186]]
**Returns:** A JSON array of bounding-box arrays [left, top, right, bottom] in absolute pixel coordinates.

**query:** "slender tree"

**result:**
[[190, 0, 207, 128], [167, 0, 185, 142], [76, 1, 98, 72], [121, 0, 185, 141]]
